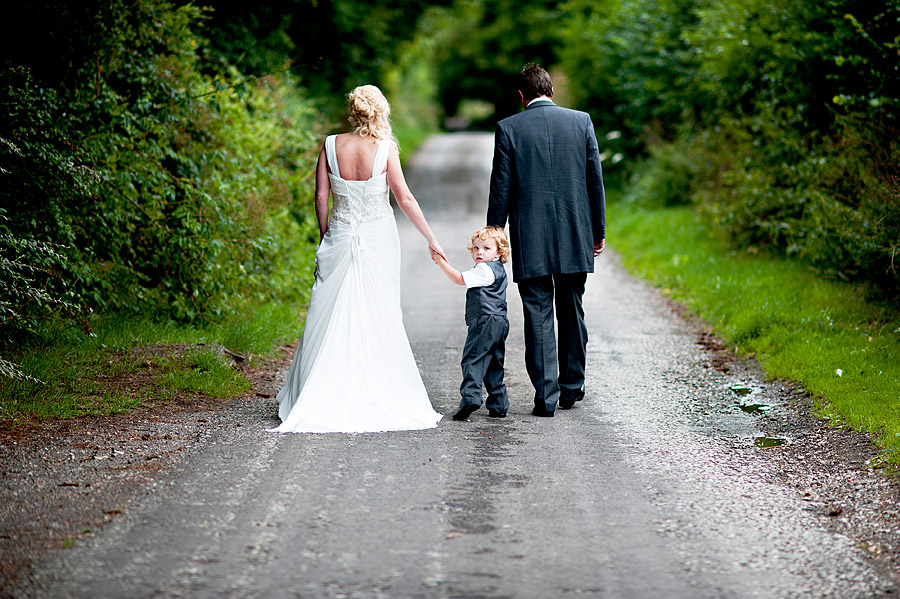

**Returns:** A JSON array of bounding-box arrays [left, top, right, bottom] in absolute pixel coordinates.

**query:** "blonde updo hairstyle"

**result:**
[[348, 85, 397, 148]]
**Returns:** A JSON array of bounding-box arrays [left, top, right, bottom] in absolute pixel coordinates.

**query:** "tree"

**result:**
[[421, 0, 563, 123], [200, 0, 449, 104]]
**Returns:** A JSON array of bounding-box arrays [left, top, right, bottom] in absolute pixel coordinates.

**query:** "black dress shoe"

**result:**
[[559, 389, 585, 410], [487, 409, 507, 418], [531, 406, 554, 417], [452, 404, 480, 421]]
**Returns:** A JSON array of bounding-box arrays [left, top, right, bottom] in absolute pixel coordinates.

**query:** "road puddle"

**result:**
[[754, 436, 787, 448]]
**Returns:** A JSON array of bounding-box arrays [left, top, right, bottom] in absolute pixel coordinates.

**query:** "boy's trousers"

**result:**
[[459, 313, 509, 412]]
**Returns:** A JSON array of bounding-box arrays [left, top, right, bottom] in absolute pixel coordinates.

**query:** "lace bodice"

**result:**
[[325, 135, 393, 226]]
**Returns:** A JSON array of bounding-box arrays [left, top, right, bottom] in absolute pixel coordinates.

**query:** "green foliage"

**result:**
[[696, 108, 899, 293], [0, 208, 84, 354], [1, 0, 324, 382], [419, 0, 564, 122], [201, 0, 448, 111], [560, 0, 900, 297], [383, 48, 442, 154], [624, 137, 709, 208], [691, 1, 899, 123], [200, 2, 298, 78], [0, 67, 91, 348], [559, 0, 705, 146], [612, 204, 900, 465]]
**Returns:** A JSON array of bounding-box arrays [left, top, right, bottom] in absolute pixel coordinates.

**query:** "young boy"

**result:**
[[432, 226, 510, 420]]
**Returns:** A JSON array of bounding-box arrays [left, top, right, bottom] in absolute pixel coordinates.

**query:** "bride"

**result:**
[[267, 85, 444, 433]]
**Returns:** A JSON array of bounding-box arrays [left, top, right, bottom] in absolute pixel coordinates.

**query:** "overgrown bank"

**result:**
[[560, 0, 899, 299], [557, 0, 900, 466], [0, 2, 339, 417], [1, 1, 442, 418]]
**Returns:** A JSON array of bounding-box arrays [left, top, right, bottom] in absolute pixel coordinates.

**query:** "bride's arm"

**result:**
[[314, 147, 330, 241], [385, 146, 446, 259]]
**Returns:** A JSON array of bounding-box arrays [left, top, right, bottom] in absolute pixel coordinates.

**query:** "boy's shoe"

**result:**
[[487, 409, 507, 418], [452, 404, 480, 421], [531, 406, 554, 417]]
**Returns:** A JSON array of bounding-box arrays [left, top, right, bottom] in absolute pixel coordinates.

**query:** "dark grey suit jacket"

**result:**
[[487, 100, 606, 282]]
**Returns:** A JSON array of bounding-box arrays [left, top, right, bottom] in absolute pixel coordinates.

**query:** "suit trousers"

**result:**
[[459, 314, 509, 412], [518, 273, 588, 412]]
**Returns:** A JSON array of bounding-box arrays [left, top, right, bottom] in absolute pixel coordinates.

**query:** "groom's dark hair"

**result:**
[[519, 63, 553, 101]]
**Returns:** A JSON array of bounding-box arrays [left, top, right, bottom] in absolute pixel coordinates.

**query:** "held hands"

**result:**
[[429, 241, 447, 263], [430, 248, 446, 264]]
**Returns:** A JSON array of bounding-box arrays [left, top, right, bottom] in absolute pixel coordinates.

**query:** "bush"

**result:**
[[698, 110, 900, 295], [564, 0, 900, 298], [1, 1, 324, 379], [625, 137, 707, 208]]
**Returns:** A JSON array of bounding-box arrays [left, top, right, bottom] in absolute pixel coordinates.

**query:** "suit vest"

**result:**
[[465, 261, 508, 325]]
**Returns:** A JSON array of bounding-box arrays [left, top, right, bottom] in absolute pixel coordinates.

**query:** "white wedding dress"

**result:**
[[267, 135, 442, 433]]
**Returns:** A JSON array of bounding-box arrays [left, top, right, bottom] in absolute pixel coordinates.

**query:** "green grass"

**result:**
[[0, 333, 144, 419], [156, 348, 251, 398], [0, 298, 309, 421], [610, 203, 900, 466]]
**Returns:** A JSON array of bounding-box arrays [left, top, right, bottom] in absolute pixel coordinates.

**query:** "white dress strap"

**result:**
[[324, 135, 340, 178], [371, 140, 390, 178]]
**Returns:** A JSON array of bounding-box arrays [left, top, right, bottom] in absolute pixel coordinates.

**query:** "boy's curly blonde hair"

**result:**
[[467, 226, 510, 263]]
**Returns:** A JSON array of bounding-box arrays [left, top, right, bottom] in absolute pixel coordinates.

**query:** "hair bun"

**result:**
[[347, 85, 395, 144], [352, 94, 375, 118]]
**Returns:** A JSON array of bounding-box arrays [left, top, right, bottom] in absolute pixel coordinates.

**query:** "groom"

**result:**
[[487, 63, 606, 417]]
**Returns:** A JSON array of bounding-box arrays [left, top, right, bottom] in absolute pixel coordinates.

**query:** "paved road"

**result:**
[[16, 133, 895, 598]]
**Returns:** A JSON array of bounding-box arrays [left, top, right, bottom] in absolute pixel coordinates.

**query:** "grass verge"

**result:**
[[610, 203, 900, 467], [156, 348, 251, 399], [1, 203, 319, 423], [0, 300, 309, 422]]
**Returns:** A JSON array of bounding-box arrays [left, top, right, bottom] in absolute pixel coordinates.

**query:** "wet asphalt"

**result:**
[[13, 133, 897, 598]]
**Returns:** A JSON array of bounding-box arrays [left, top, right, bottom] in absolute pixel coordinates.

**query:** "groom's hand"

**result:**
[[594, 239, 606, 256]]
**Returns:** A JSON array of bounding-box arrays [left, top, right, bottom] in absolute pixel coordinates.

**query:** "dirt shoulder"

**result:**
[[0, 344, 292, 596], [690, 311, 900, 588]]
